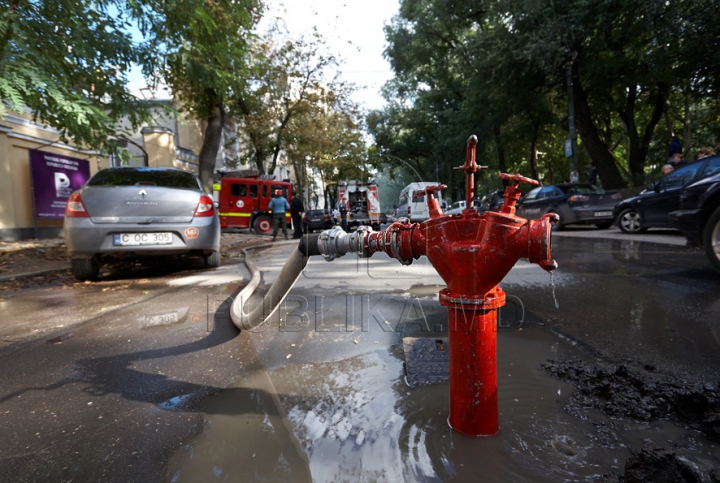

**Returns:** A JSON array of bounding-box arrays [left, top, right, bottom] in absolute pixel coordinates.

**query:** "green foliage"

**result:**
[[135, 0, 262, 191], [375, 0, 720, 190], [229, 26, 367, 187], [0, 0, 154, 151]]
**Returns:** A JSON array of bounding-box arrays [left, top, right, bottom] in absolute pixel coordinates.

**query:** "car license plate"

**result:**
[[594, 211, 612, 217], [114, 232, 173, 246]]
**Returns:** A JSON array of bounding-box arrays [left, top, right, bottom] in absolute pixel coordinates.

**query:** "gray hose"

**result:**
[[230, 234, 320, 330]]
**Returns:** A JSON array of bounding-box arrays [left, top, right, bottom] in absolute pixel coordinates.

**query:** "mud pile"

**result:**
[[542, 359, 720, 443], [623, 448, 706, 483]]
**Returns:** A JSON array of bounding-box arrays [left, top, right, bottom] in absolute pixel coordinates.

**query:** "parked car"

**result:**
[[516, 183, 621, 230], [302, 209, 334, 233], [669, 170, 720, 274], [613, 155, 720, 233], [477, 190, 505, 214], [445, 200, 467, 215], [64, 167, 221, 281]]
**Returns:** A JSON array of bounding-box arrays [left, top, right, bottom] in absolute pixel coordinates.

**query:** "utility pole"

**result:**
[[566, 65, 579, 183]]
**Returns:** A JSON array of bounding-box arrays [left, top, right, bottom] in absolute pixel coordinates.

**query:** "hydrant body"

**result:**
[[316, 135, 557, 436]]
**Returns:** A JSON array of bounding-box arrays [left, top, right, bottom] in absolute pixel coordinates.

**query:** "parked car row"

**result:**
[[515, 183, 621, 230]]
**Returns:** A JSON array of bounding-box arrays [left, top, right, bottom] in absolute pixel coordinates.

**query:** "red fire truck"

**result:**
[[214, 174, 292, 235]]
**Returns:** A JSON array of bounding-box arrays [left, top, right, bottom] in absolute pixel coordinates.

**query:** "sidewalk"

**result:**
[[0, 237, 69, 281]]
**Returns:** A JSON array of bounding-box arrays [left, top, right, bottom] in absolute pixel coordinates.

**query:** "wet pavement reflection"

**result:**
[[168, 238, 720, 481]]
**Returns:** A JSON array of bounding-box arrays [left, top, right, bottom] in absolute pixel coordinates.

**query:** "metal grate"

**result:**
[[402, 337, 450, 387]]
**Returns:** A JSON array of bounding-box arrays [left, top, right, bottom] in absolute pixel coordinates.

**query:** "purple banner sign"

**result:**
[[29, 149, 91, 219]]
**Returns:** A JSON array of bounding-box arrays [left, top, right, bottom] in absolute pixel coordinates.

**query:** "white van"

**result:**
[[396, 182, 445, 222]]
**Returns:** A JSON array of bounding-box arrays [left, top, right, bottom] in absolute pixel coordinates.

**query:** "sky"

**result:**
[[128, 0, 400, 112], [261, 0, 400, 111]]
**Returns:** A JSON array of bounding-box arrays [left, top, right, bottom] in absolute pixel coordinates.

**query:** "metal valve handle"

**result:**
[[497, 173, 539, 214], [498, 173, 539, 187], [412, 183, 447, 199]]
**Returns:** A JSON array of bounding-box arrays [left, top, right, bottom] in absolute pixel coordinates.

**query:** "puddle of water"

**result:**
[[166, 327, 720, 481]]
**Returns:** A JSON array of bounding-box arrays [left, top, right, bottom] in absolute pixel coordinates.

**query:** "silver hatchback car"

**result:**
[[64, 167, 220, 281]]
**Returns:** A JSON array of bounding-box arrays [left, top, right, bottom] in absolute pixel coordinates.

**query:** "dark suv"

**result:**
[[613, 155, 720, 233], [669, 171, 720, 274]]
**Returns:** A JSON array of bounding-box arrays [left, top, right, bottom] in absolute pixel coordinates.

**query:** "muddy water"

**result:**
[[167, 325, 720, 481]]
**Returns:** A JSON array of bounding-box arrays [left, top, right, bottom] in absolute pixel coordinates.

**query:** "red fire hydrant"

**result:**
[[316, 135, 558, 436]]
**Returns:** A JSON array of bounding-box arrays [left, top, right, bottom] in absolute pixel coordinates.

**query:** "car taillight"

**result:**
[[568, 195, 589, 202], [407, 207, 411, 214], [65, 192, 88, 218], [324, 214, 330, 221], [194, 195, 215, 217], [612, 193, 622, 199]]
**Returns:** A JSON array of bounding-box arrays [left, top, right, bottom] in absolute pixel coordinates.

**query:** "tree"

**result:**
[[230, 28, 345, 176], [376, 0, 720, 190], [141, 0, 262, 192], [0, 0, 154, 151], [287, 103, 367, 205]]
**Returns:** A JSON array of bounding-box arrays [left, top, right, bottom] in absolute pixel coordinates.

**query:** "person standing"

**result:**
[[290, 193, 305, 239], [338, 202, 348, 232], [587, 162, 597, 185], [268, 189, 290, 241], [668, 135, 682, 162]]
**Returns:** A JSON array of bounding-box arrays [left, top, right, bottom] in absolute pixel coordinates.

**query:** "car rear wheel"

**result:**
[[617, 209, 646, 233], [702, 206, 720, 274], [253, 215, 273, 235], [204, 250, 220, 268], [595, 221, 612, 229], [71, 257, 99, 281]]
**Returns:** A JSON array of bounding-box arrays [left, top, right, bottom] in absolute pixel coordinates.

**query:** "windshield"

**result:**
[[88, 168, 201, 189]]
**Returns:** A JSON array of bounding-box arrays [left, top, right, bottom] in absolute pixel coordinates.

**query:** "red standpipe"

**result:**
[[360, 135, 558, 436]]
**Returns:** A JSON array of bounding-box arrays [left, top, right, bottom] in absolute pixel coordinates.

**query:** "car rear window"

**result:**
[[88, 169, 200, 189], [558, 184, 605, 194]]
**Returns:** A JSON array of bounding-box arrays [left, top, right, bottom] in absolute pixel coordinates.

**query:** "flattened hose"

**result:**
[[230, 234, 321, 330]]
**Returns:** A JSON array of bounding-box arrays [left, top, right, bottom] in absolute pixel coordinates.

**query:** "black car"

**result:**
[[302, 209, 333, 233], [516, 183, 621, 230], [669, 171, 720, 274], [476, 190, 505, 214], [613, 155, 720, 234]]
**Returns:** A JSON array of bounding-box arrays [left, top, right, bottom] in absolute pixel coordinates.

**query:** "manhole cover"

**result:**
[[402, 337, 449, 387]]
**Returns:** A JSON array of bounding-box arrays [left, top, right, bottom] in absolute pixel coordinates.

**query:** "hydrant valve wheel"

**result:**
[[498, 173, 539, 187]]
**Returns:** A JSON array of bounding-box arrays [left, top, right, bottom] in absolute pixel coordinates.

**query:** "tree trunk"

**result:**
[[572, 64, 627, 189], [529, 117, 539, 180], [617, 82, 668, 186], [197, 95, 223, 194]]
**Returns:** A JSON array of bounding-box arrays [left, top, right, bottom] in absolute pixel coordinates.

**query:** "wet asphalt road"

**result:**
[[1, 229, 720, 481]]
